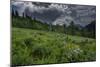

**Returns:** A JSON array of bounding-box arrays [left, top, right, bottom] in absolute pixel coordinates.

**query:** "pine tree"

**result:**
[[15, 10, 18, 16], [63, 23, 67, 34], [70, 21, 75, 35], [11, 8, 14, 16], [49, 23, 53, 31]]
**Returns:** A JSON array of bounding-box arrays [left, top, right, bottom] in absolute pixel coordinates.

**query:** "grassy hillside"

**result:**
[[12, 16, 96, 39], [12, 27, 96, 66], [12, 16, 49, 31]]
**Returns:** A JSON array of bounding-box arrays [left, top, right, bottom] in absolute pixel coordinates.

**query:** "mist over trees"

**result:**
[[12, 9, 96, 39]]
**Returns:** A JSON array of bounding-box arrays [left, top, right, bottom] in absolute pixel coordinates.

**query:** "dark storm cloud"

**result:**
[[11, 1, 96, 26], [68, 4, 96, 26], [11, 1, 68, 23], [32, 9, 63, 23]]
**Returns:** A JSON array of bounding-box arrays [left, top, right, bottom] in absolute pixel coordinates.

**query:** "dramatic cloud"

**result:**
[[52, 15, 73, 26], [11, 1, 96, 26]]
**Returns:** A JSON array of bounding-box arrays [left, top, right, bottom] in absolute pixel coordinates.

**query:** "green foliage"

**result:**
[[12, 16, 49, 31], [12, 15, 95, 38], [12, 28, 96, 66], [11, 14, 96, 66]]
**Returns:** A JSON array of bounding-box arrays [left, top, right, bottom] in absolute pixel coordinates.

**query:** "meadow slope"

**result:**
[[12, 27, 96, 66]]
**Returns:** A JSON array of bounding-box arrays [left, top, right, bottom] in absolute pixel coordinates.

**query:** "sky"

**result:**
[[11, 1, 96, 26]]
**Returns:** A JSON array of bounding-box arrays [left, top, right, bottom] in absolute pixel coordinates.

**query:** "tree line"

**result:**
[[12, 9, 96, 39]]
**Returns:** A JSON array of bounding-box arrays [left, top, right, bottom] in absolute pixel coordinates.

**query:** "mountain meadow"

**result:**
[[11, 11, 96, 66]]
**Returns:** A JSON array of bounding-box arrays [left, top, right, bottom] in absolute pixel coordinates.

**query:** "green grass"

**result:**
[[12, 27, 96, 65]]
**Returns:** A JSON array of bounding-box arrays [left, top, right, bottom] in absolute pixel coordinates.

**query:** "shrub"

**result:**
[[31, 45, 51, 60]]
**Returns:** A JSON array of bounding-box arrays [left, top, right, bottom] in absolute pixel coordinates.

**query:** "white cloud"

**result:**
[[49, 3, 68, 12], [11, 1, 96, 26], [11, 1, 69, 16], [52, 16, 73, 26]]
